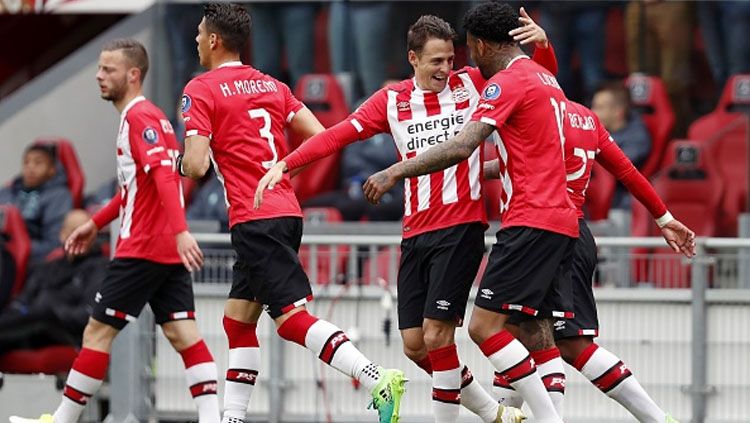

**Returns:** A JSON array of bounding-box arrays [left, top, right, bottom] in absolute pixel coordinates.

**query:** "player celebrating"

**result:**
[[363, 3, 582, 423], [177, 4, 405, 423], [487, 100, 691, 423], [10, 39, 219, 423], [255, 10, 557, 423]]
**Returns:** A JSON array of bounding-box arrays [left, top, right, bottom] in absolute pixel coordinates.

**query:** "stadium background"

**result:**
[[0, 1, 748, 422]]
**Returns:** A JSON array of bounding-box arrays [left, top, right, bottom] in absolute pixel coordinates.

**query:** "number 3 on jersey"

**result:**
[[248, 108, 278, 169]]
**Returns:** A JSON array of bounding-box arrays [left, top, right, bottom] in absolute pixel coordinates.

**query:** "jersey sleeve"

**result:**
[[595, 123, 668, 218], [348, 88, 390, 139], [463, 66, 487, 92], [531, 43, 558, 75], [470, 73, 525, 129], [127, 111, 175, 174], [181, 79, 214, 139], [280, 81, 304, 123]]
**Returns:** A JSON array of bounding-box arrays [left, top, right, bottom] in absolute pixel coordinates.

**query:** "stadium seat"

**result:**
[[584, 162, 617, 221], [688, 74, 750, 236], [299, 207, 349, 285], [625, 74, 676, 178], [0, 205, 31, 299], [32, 138, 85, 208], [289, 74, 348, 203], [631, 141, 723, 287], [0, 345, 78, 375], [360, 247, 401, 286]]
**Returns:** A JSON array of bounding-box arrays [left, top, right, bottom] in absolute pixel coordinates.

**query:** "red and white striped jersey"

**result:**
[[472, 56, 579, 238], [182, 62, 304, 228], [564, 101, 667, 219], [114, 96, 183, 263], [350, 66, 488, 237]]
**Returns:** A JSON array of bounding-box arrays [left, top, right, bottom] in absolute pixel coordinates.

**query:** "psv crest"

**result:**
[[451, 86, 471, 103]]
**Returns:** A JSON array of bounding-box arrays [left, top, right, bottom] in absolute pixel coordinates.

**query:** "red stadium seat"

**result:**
[[32, 138, 85, 208], [0, 205, 31, 299], [289, 74, 348, 203], [688, 74, 750, 236], [584, 162, 617, 221], [299, 207, 348, 285], [0, 345, 78, 375], [631, 141, 723, 287], [360, 247, 401, 286], [625, 75, 675, 178]]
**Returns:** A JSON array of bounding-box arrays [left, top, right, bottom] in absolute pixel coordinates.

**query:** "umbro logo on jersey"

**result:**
[[482, 83, 501, 100], [397, 101, 411, 112], [436, 300, 451, 310], [480, 289, 494, 299], [451, 86, 470, 103]]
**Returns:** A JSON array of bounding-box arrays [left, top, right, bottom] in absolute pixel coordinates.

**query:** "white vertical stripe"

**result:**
[[417, 174, 430, 212], [410, 89, 427, 121], [496, 135, 513, 213], [67, 369, 104, 393], [403, 175, 412, 217], [184, 362, 218, 385], [468, 147, 481, 200], [442, 165, 458, 204]]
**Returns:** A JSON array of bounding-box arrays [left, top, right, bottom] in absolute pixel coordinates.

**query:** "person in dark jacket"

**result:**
[[0, 144, 73, 262], [0, 209, 107, 355]]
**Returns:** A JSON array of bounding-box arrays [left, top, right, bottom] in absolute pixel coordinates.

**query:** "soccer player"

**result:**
[[487, 100, 692, 423], [255, 10, 557, 423], [363, 3, 581, 423], [177, 4, 405, 423], [10, 39, 219, 423]]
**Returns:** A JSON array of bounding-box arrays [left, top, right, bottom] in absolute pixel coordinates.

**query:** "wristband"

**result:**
[[176, 154, 187, 177], [655, 211, 674, 228]]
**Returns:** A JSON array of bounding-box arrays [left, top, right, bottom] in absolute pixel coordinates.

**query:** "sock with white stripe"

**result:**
[[531, 347, 566, 416], [575, 343, 666, 423], [480, 330, 562, 423], [458, 365, 500, 423], [53, 348, 109, 423], [493, 371, 523, 408], [222, 316, 261, 420], [179, 340, 220, 423], [428, 345, 461, 422], [277, 310, 381, 391]]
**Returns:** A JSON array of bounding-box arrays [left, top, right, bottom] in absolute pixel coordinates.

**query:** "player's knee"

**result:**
[[468, 319, 490, 346], [400, 331, 427, 362], [422, 321, 454, 350], [82, 318, 118, 351], [556, 336, 593, 365], [162, 320, 201, 351]]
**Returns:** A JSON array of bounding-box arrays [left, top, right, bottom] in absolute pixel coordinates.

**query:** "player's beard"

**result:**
[[101, 77, 127, 103]]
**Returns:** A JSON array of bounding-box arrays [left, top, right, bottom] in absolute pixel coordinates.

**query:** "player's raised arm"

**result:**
[[363, 120, 494, 204]]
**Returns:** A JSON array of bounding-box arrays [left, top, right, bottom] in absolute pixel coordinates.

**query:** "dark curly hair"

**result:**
[[203, 3, 251, 54], [462, 1, 519, 45], [407, 15, 457, 56]]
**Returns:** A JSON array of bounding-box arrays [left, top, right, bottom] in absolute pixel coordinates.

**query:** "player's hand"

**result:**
[[255, 161, 287, 209], [509, 7, 549, 49], [65, 219, 98, 257], [176, 230, 204, 272], [363, 168, 397, 205], [660, 219, 696, 258]]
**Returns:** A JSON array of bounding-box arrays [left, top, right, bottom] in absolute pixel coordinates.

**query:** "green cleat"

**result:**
[[665, 414, 680, 423], [495, 404, 526, 423], [9, 415, 54, 423], [368, 368, 407, 423]]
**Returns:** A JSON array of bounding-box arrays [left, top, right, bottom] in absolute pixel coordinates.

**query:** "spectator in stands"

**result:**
[[0, 209, 106, 355], [625, 0, 693, 137], [697, 1, 750, 93], [328, 1, 390, 103], [538, 1, 608, 103], [0, 144, 72, 262], [250, 2, 318, 89], [186, 168, 229, 230], [592, 81, 652, 210]]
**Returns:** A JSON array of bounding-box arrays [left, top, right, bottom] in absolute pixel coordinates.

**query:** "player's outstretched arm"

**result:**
[[363, 121, 494, 204], [180, 134, 211, 179]]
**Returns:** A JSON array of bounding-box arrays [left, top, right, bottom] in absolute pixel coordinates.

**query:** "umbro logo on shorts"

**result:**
[[554, 320, 566, 331], [436, 300, 451, 310], [480, 289, 494, 300], [95, 292, 102, 303]]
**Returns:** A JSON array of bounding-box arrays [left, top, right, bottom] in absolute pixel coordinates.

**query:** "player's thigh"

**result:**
[[396, 237, 428, 331], [424, 223, 485, 326], [230, 218, 312, 319], [91, 258, 165, 331]]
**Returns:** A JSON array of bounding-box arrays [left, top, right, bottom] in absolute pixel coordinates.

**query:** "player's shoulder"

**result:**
[[382, 78, 413, 94], [128, 98, 166, 122]]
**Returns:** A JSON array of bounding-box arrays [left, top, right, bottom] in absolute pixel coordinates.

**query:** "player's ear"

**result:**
[[128, 67, 140, 84], [209, 33, 218, 50], [408, 50, 419, 67]]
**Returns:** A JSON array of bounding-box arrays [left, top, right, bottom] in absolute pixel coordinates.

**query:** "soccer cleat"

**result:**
[[665, 414, 680, 423], [9, 415, 54, 423], [368, 368, 407, 423], [495, 405, 526, 423]]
